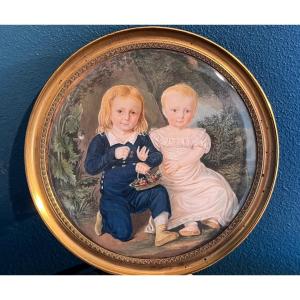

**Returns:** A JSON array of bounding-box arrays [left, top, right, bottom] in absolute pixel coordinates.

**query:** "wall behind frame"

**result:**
[[0, 25, 299, 274]]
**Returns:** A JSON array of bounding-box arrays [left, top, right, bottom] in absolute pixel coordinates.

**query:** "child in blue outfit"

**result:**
[[85, 85, 178, 246]]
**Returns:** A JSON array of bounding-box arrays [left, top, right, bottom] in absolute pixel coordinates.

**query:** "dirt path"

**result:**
[[79, 213, 219, 258]]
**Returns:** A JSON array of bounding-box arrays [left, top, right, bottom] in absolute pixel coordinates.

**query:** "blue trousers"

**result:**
[[100, 185, 171, 241]]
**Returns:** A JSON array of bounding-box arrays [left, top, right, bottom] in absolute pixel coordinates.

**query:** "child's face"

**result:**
[[163, 92, 196, 129], [111, 96, 142, 133]]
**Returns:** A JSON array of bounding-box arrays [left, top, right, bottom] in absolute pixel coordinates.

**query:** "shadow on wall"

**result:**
[[9, 95, 37, 220], [4, 50, 77, 223]]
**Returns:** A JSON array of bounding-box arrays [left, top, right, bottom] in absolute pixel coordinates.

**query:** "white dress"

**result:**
[[147, 126, 238, 230]]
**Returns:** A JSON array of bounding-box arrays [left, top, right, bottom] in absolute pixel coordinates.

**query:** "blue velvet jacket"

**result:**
[[84, 133, 163, 197]]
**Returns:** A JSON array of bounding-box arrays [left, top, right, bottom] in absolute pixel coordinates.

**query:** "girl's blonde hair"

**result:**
[[161, 83, 199, 111], [97, 85, 148, 134]]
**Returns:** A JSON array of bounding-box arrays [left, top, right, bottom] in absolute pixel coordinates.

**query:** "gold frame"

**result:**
[[25, 26, 279, 275]]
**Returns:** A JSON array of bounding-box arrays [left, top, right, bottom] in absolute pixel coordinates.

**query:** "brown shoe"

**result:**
[[179, 226, 201, 237], [202, 218, 221, 230], [155, 224, 179, 247]]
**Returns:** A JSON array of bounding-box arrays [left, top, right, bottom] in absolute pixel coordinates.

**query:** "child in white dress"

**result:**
[[146, 83, 238, 237]]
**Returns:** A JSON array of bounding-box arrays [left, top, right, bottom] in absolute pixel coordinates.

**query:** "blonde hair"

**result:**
[[161, 83, 199, 111], [97, 85, 148, 134]]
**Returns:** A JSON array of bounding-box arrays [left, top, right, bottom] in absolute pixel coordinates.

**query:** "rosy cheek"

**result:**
[[132, 114, 139, 122]]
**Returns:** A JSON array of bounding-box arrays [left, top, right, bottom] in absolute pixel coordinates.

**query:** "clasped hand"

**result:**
[[115, 146, 149, 161], [115, 146, 130, 160], [115, 146, 150, 174]]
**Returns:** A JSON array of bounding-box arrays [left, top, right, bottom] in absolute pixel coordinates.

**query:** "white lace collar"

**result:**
[[106, 131, 138, 146]]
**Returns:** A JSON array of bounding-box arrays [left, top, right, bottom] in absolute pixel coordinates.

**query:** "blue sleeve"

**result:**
[[84, 135, 117, 175], [143, 135, 163, 168]]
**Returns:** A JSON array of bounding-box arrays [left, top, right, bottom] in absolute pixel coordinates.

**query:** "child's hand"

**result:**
[[135, 162, 151, 175], [136, 146, 149, 162], [163, 162, 181, 175], [115, 146, 130, 160]]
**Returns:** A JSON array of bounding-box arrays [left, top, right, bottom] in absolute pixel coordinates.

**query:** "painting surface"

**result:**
[[48, 49, 256, 258]]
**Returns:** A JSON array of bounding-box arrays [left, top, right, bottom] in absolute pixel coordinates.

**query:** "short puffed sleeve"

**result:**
[[192, 128, 211, 154], [149, 128, 161, 151]]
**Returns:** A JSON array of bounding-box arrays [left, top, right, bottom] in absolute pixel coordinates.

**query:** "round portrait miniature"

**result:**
[[25, 27, 278, 274]]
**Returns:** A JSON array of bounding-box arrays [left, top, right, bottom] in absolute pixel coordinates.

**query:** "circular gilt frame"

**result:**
[[25, 27, 278, 274]]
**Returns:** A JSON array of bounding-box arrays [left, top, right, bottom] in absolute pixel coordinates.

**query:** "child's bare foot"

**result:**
[[179, 224, 201, 237], [202, 218, 221, 230]]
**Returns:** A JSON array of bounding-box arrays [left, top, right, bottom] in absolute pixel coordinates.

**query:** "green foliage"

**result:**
[[50, 96, 98, 220], [197, 105, 248, 201]]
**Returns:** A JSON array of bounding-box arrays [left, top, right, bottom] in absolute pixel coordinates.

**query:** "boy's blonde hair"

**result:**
[[97, 85, 148, 134], [161, 83, 199, 111]]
